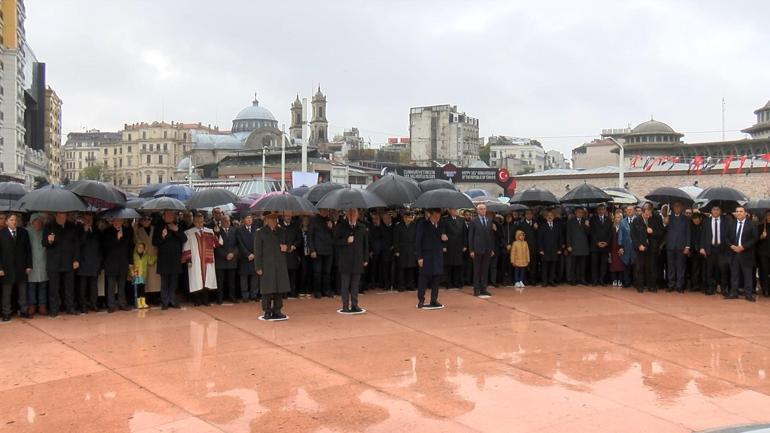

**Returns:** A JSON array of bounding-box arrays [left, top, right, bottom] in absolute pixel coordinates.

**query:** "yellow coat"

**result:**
[[510, 240, 530, 267]]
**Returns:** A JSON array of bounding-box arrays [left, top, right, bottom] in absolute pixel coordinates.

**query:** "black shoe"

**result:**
[[648, 288, 657, 293], [119, 305, 131, 311], [666, 288, 674, 293], [429, 302, 443, 308], [161, 305, 169, 310], [480, 290, 492, 297], [2, 314, 10, 322], [746, 296, 757, 302], [231, 298, 240, 304], [49, 310, 59, 318], [272, 312, 287, 320], [170, 303, 181, 309], [705, 290, 715, 296], [107, 307, 115, 313], [636, 288, 644, 293], [725, 294, 739, 299], [340, 307, 351, 313], [417, 302, 424, 309], [313, 292, 322, 299], [20, 312, 32, 319], [66, 309, 78, 315], [263, 311, 273, 320], [324, 293, 333, 298], [351, 306, 363, 313]]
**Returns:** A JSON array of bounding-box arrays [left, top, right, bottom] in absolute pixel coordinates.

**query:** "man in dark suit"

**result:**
[[468, 203, 495, 297], [366, 212, 384, 290], [589, 205, 613, 286], [631, 206, 663, 292], [0, 214, 32, 321], [565, 208, 590, 285], [334, 208, 369, 312], [664, 201, 691, 293], [698, 205, 730, 295], [152, 210, 187, 309], [308, 209, 335, 298], [417, 209, 446, 308], [42, 212, 81, 317], [688, 212, 706, 292], [214, 214, 239, 304], [537, 210, 563, 286], [281, 212, 302, 298], [77, 213, 102, 312], [462, 210, 475, 286], [394, 211, 418, 291], [236, 214, 259, 301], [725, 205, 758, 301], [517, 210, 538, 285], [443, 208, 467, 289], [379, 212, 396, 290], [758, 211, 770, 297], [101, 218, 134, 312]]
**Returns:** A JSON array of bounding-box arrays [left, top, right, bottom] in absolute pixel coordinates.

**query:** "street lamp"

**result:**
[[607, 137, 625, 188]]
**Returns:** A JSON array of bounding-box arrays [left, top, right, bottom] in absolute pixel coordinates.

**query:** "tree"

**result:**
[[517, 166, 535, 175], [33, 176, 49, 189], [80, 165, 105, 181], [479, 144, 491, 165]]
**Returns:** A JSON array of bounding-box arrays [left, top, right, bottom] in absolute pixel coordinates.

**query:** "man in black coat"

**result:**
[[214, 215, 239, 304], [468, 203, 495, 297], [152, 210, 187, 309], [379, 212, 396, 290], [537, 210, 563, 286], [758, 211, 770, 297], [77, 213, 102, 312], [416, 209, 446, 308], [516, 210, 539, 285], [367, 212, 384, 290], [565, 208, 590, 285], [42, 212, 81, 316], [663, 201, 691, 293], [688, 212, 706, 292], [698, 205, 730, 295], [281, 212, 302, 298], [334, 208, 368, 312], [725, 205, 758, 301], [589, 205, 613, 286], [236, 214, 259, 301], [101, 218, 134, 312], [308, 209, 335, 298], [443, 208, 467, 289], [631, 206, 663, 292], [0, 214, 32, 321], [394, 211, 418, 292]]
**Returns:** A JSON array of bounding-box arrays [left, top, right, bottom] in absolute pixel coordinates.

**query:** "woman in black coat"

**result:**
[[101, 219, 134, 312], [152, 211, 187, 309]]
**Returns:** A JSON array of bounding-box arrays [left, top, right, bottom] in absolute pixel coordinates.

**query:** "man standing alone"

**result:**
[[468, 204, 495, 297]]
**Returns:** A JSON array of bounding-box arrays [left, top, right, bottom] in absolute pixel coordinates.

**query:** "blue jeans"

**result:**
[[514, 267, 526, 284], [26, 281, 48, 307]]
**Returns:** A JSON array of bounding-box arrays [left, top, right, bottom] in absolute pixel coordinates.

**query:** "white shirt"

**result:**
[[736, 219, 745, 247]]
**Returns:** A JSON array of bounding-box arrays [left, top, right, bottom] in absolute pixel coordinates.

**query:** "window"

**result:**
[[158, 173, 164, 183], [146, 155, 151, 164], [158, 155, 163, 164], [113, 148, 117, 155], [163, 131, 167, 139], [146, 174, 151, 184], [163, 143, 167, 151], [127, 176, 132, 185], [142, 143, 146, 151], [127, 146, 131, 153], [128, 134, 132, 141], [142, 132, 147, 139]]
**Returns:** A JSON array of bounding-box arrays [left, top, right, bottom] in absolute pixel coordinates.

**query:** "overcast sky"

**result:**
[[26, 0, 770, 156]]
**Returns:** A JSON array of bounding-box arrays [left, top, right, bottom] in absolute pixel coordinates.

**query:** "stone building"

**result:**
[[44, 86, 62, 184], [409, 104, 481, 166], [62, 130, 121, 181], [488, 136, 545, 173]]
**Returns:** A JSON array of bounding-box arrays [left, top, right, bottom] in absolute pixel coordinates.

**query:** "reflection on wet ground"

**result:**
[[3, 286, 770, 432]]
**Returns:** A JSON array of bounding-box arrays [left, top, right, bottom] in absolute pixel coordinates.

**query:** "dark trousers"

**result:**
[[368, 252, 382, 288], [488, 252, 499, 285], [340, 273, 361, 309], [78, 275, 98, 309], [570, 255, 588, 284], [446, 265, 463, 288], [689, 254, 706, 291], [193, 288, 209, 305], [160, 273, 179, 307], [634, 249, 657, 290], [239, 272, 258, 300], [758, 255, 770, 296], [378, 255, 393, 290], [216, 268, 237, 302], [666, 249, 687, 290], [463, 254, 474, 285], [312, 254, 333, 296], [730, 255, 755, 297], [591, 251, 609, 285], [48, 271, 75, 314], [526, 253, 538, 285], [623, 262, 634, 287], [105, 273, 127, 308], [261, 293, 283, 315], [541, 260, 557, 286], [705, 250, 730, 294], [398, 266, 417, 291], [514, 267, 526, 284], [418, 271, 440, 304], [287, 268, 298, 297], [26, 281, 47, 307], [472, 252, 492, 294], [299, 255, 313, 294], [1, 282, 24, 315]]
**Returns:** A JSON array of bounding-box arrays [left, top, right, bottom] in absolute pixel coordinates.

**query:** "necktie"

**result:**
[[11, 230, 16, 239], [549, 222, 553, 229], [482, 217, 486, 227], [601, 216, 604, 224], [737, 221, 743, 247], [714, 219, 720, 245]]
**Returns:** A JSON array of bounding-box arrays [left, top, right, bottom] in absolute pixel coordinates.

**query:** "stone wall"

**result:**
[[514, 169, 770, 200]]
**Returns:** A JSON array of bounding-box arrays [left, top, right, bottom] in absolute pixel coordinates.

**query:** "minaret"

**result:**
[[310, 85, 328, 145], [289, 94, 303, 143]]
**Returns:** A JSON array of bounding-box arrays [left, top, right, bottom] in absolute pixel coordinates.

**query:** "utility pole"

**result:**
[[722, 97, 726, 142]]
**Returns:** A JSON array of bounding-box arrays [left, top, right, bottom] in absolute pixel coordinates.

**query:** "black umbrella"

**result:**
[[304, 182, 347, 204], [413, 189, 473, 209], [508, 203, 529, 211], [645, 187, 695, 207], [138, 183, 169, 198], [418, 179, 457, 192], [185, 188, 239, 209], [125, 197, 146, 209], [697, 186, 747, 203], [139, 196, 186, 212], [560, 183, 612, 204], [746, 199, 770, 215], [509, 187, 559, 206], [250, 192, 317, 214], [65, 180, 127, 208], [365, 174, 421, 207], [0, 182, 29, 201], [316, 187, 387, 209], [101, 207, 141, 220], [289, 185, 310, 197], [18, 186, 88, 212], [474, 200, 510, 214]]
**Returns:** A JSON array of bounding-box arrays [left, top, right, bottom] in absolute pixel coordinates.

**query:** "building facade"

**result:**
[[572, 138, 621, 169], [487, 136, 546, 173], [409, 104, 481, 166], [44, 86, 62, 183], [546, 149, 568, 170], [62, 130, 121, 181], [309, 86, 328, 146], [742, 100, 770, 139]]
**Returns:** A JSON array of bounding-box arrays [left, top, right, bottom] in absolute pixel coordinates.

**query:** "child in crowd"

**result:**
[[510, 230, 530, 288], [131, 242, 155, 309]]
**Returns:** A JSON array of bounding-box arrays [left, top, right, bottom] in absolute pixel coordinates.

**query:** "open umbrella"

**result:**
[[508, 203, 529, 211], [18, 186, 88, 212], [250, 191, 317, 214], [234, 194, 260, 214], [475, 200, 510, 214], [0, 182, 28, 211], [413, 189, 473, 209], [101, 207, 141, 220], [139, 196, 186, 212], [746, 199, 770, 215], [603, 187, 639, 205], [560, 183, 612, 204], [65, 180, 127, 209], [185, 188, 239, 209], [645, 187, 695, 207], [289, 185, 310, 197], [418, 179, 457, 192], [678, 185, 703, 199], [154, 184, 194, 201], [316, 187, 387, 209], [304, 182, 346, 204], [697, 186, 747, 203], [509, 187, 559, 206], [139, 183, 169, 198], [464, 188, 490, 199], [125, 197, 146, 209], [365, 174, 421, 207]]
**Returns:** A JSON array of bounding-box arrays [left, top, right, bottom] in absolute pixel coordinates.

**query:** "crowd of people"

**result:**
[[0, 199, 768, 322]]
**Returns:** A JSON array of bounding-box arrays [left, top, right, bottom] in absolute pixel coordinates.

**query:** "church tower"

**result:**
[[289, 94, 303, 143], [309, 86, 328, 145]]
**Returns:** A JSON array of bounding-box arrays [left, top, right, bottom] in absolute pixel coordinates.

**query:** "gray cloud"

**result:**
[[26, 0, 770, 155]]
